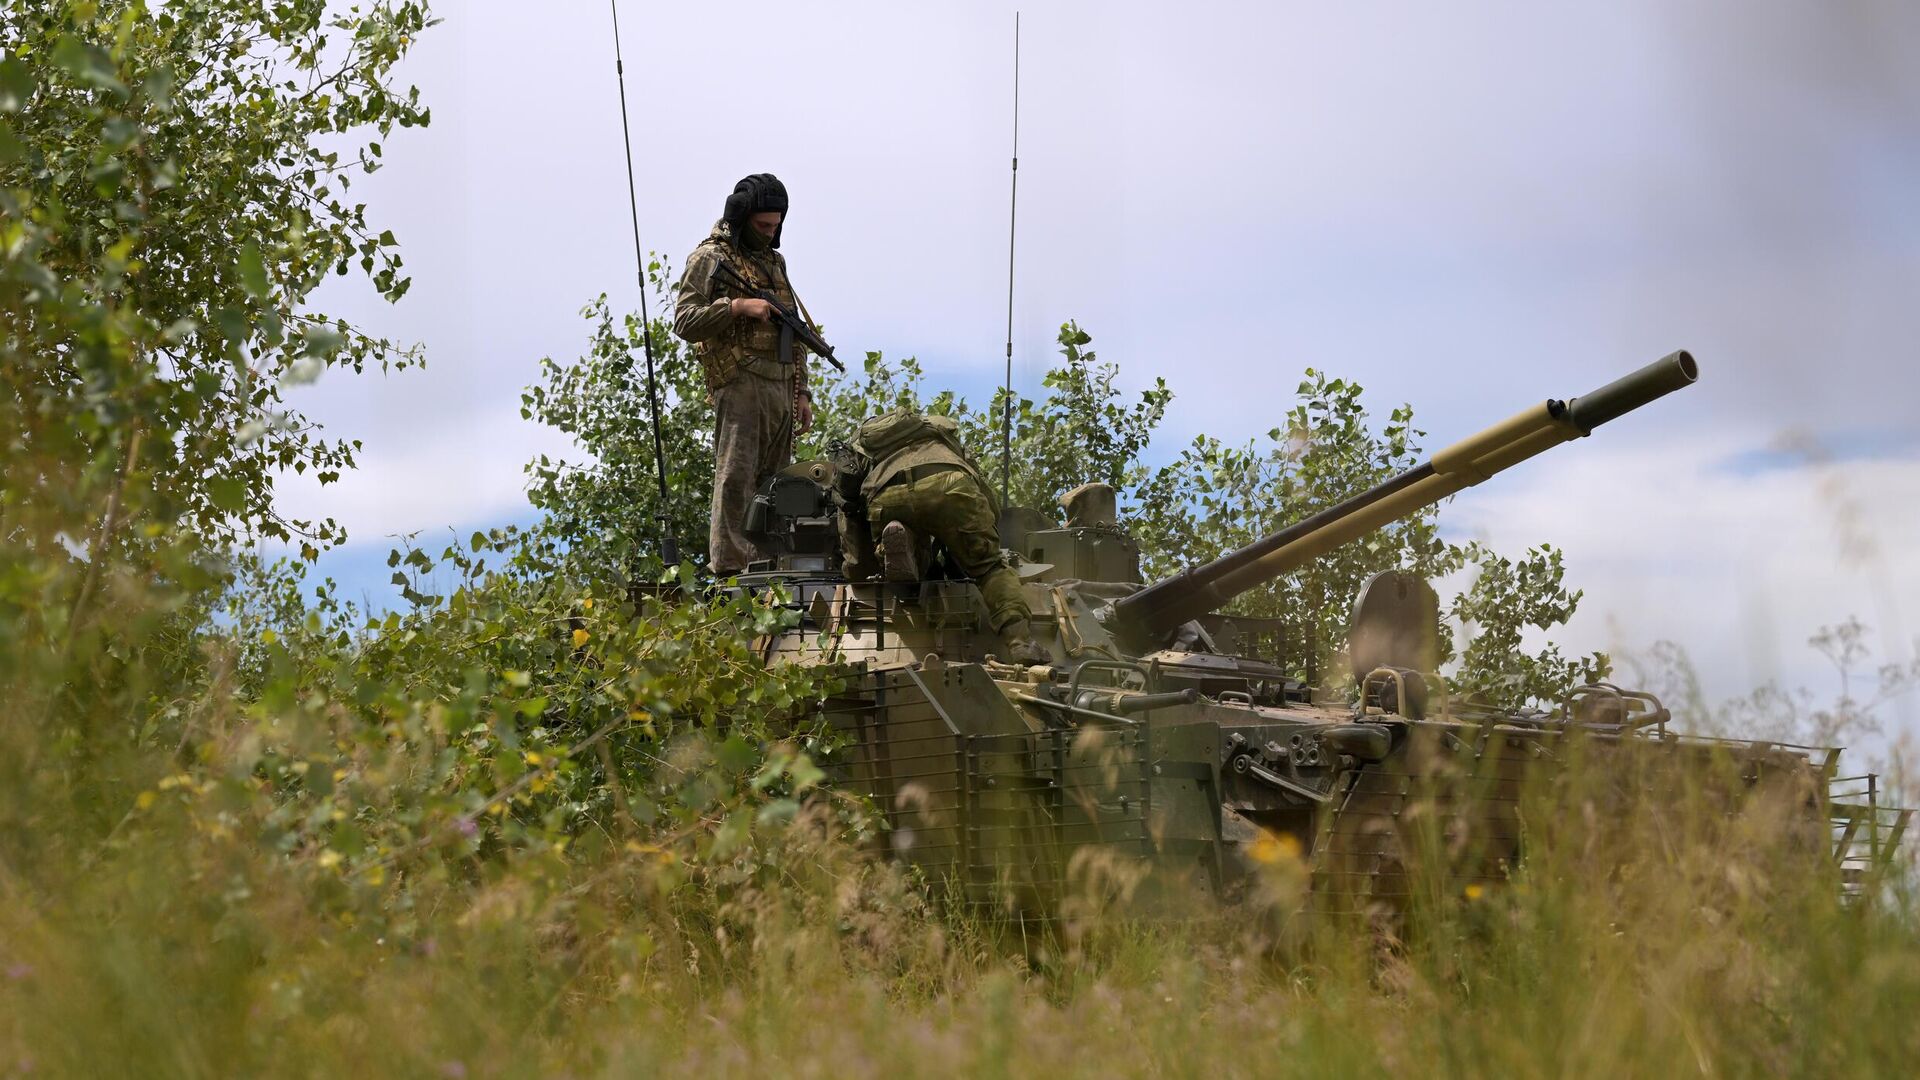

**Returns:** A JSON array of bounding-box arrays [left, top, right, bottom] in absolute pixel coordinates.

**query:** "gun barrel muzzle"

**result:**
[[1565, 350, 1698, 434]]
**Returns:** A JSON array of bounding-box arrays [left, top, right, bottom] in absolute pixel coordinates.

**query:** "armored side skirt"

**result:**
[[813, 665, 1910, 919], [819, 665, 1156, 914]]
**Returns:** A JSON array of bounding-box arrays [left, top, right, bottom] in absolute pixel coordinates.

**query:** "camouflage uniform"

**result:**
[[838, 409, 1032, 635], [672, 220, 811, 575]]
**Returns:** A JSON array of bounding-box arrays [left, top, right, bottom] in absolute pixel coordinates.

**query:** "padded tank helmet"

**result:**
[[724, 172, 789, 248]]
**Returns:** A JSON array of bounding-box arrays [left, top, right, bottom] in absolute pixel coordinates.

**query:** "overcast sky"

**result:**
[[279, 0, 1920, 736]]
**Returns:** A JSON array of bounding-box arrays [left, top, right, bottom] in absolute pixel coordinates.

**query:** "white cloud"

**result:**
[[1441, 433, 1920, 737], [273, 399, 573, 545]]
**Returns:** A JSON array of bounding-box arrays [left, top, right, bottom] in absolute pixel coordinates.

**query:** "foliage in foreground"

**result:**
[[2, 0, 432, 554], [5, 658, 1918, 1077]]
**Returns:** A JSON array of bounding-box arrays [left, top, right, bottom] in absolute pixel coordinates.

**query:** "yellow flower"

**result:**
[[1248, 831, 1303, 866], [523, 750, 543, 766], [625, 841, 677, 865], [581, 597, 594, 611], [318, 850, 344, 869], [135, 791, 156, 811], [572, 627, 589, 648], [363, 865, 387, 886], [1464, 883, 1486, 901]]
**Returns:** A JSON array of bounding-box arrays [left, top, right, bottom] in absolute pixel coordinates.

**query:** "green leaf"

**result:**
[[0, 58, 35, 112], [208, 476, 247, 514], [282, 357, 322, 385], [238, 241, 268, 300], [787, 755, 827, 793], [214, 305, 249, 344], [141, 65, 174, 110], [716, 736, 756, 774], [51, 35, 126, 94], [0, 121, 21, 165], [301, 325, 343, 358], [332, 822, 367, 857], [750, 748, 792, 793], [755, 799, 799, 827], [710, 807, 753, 858]]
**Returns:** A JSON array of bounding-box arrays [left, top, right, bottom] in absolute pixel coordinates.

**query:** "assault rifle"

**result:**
[[710, 261, 846, 372]]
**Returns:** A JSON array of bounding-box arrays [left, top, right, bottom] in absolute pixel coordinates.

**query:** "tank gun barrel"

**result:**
[[1112, 351, 1699, 639]]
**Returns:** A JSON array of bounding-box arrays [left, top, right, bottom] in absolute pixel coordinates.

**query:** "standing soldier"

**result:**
[[672, 173, 818, 576]]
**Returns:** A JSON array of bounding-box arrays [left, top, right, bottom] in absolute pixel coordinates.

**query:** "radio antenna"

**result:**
[[610, 0, 679, 569], [1000, 11, 1021, 510]]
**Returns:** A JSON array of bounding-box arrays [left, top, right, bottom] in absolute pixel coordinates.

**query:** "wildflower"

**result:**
[[318, 850, 344, 869], [1248, 831, 1303, 865], [625, 841, 677, 865], [572, 627, 589, 648], [1464, 883, 1485, 901], [135, 791, 156, 811]]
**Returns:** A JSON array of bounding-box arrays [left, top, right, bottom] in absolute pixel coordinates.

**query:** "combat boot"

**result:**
[[1000, 622, 1051, 667], [877, 520, 922, 583]]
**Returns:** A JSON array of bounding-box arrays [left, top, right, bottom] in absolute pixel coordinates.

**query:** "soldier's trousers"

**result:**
[[863, 468, 1030, 633], [709, 373, 793, 575]]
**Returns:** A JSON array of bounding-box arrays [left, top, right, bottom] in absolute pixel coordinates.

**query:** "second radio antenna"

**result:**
[[1000, 12, 1021, 510], [609, 0, 678, 569]]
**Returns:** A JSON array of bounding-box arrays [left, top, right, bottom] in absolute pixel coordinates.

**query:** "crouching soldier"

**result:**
[[832, 408, 1050, 666]]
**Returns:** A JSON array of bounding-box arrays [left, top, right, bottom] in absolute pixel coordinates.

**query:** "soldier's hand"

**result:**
[[796, 394, 814, 434], [728, 297, 775, 322]]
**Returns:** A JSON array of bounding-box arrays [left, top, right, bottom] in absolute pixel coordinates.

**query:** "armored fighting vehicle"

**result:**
[[732, 352, 1911, 916]]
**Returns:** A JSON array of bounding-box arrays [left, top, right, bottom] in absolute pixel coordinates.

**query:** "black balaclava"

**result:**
[[723, 173, 788, 251]]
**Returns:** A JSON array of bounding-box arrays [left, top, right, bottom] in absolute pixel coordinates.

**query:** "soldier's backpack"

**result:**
[[852, 408, 966, 461], [851, 408, 988, 492]]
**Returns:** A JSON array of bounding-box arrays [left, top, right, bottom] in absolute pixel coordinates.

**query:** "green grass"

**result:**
[[5, 738, 1917, 1080]]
